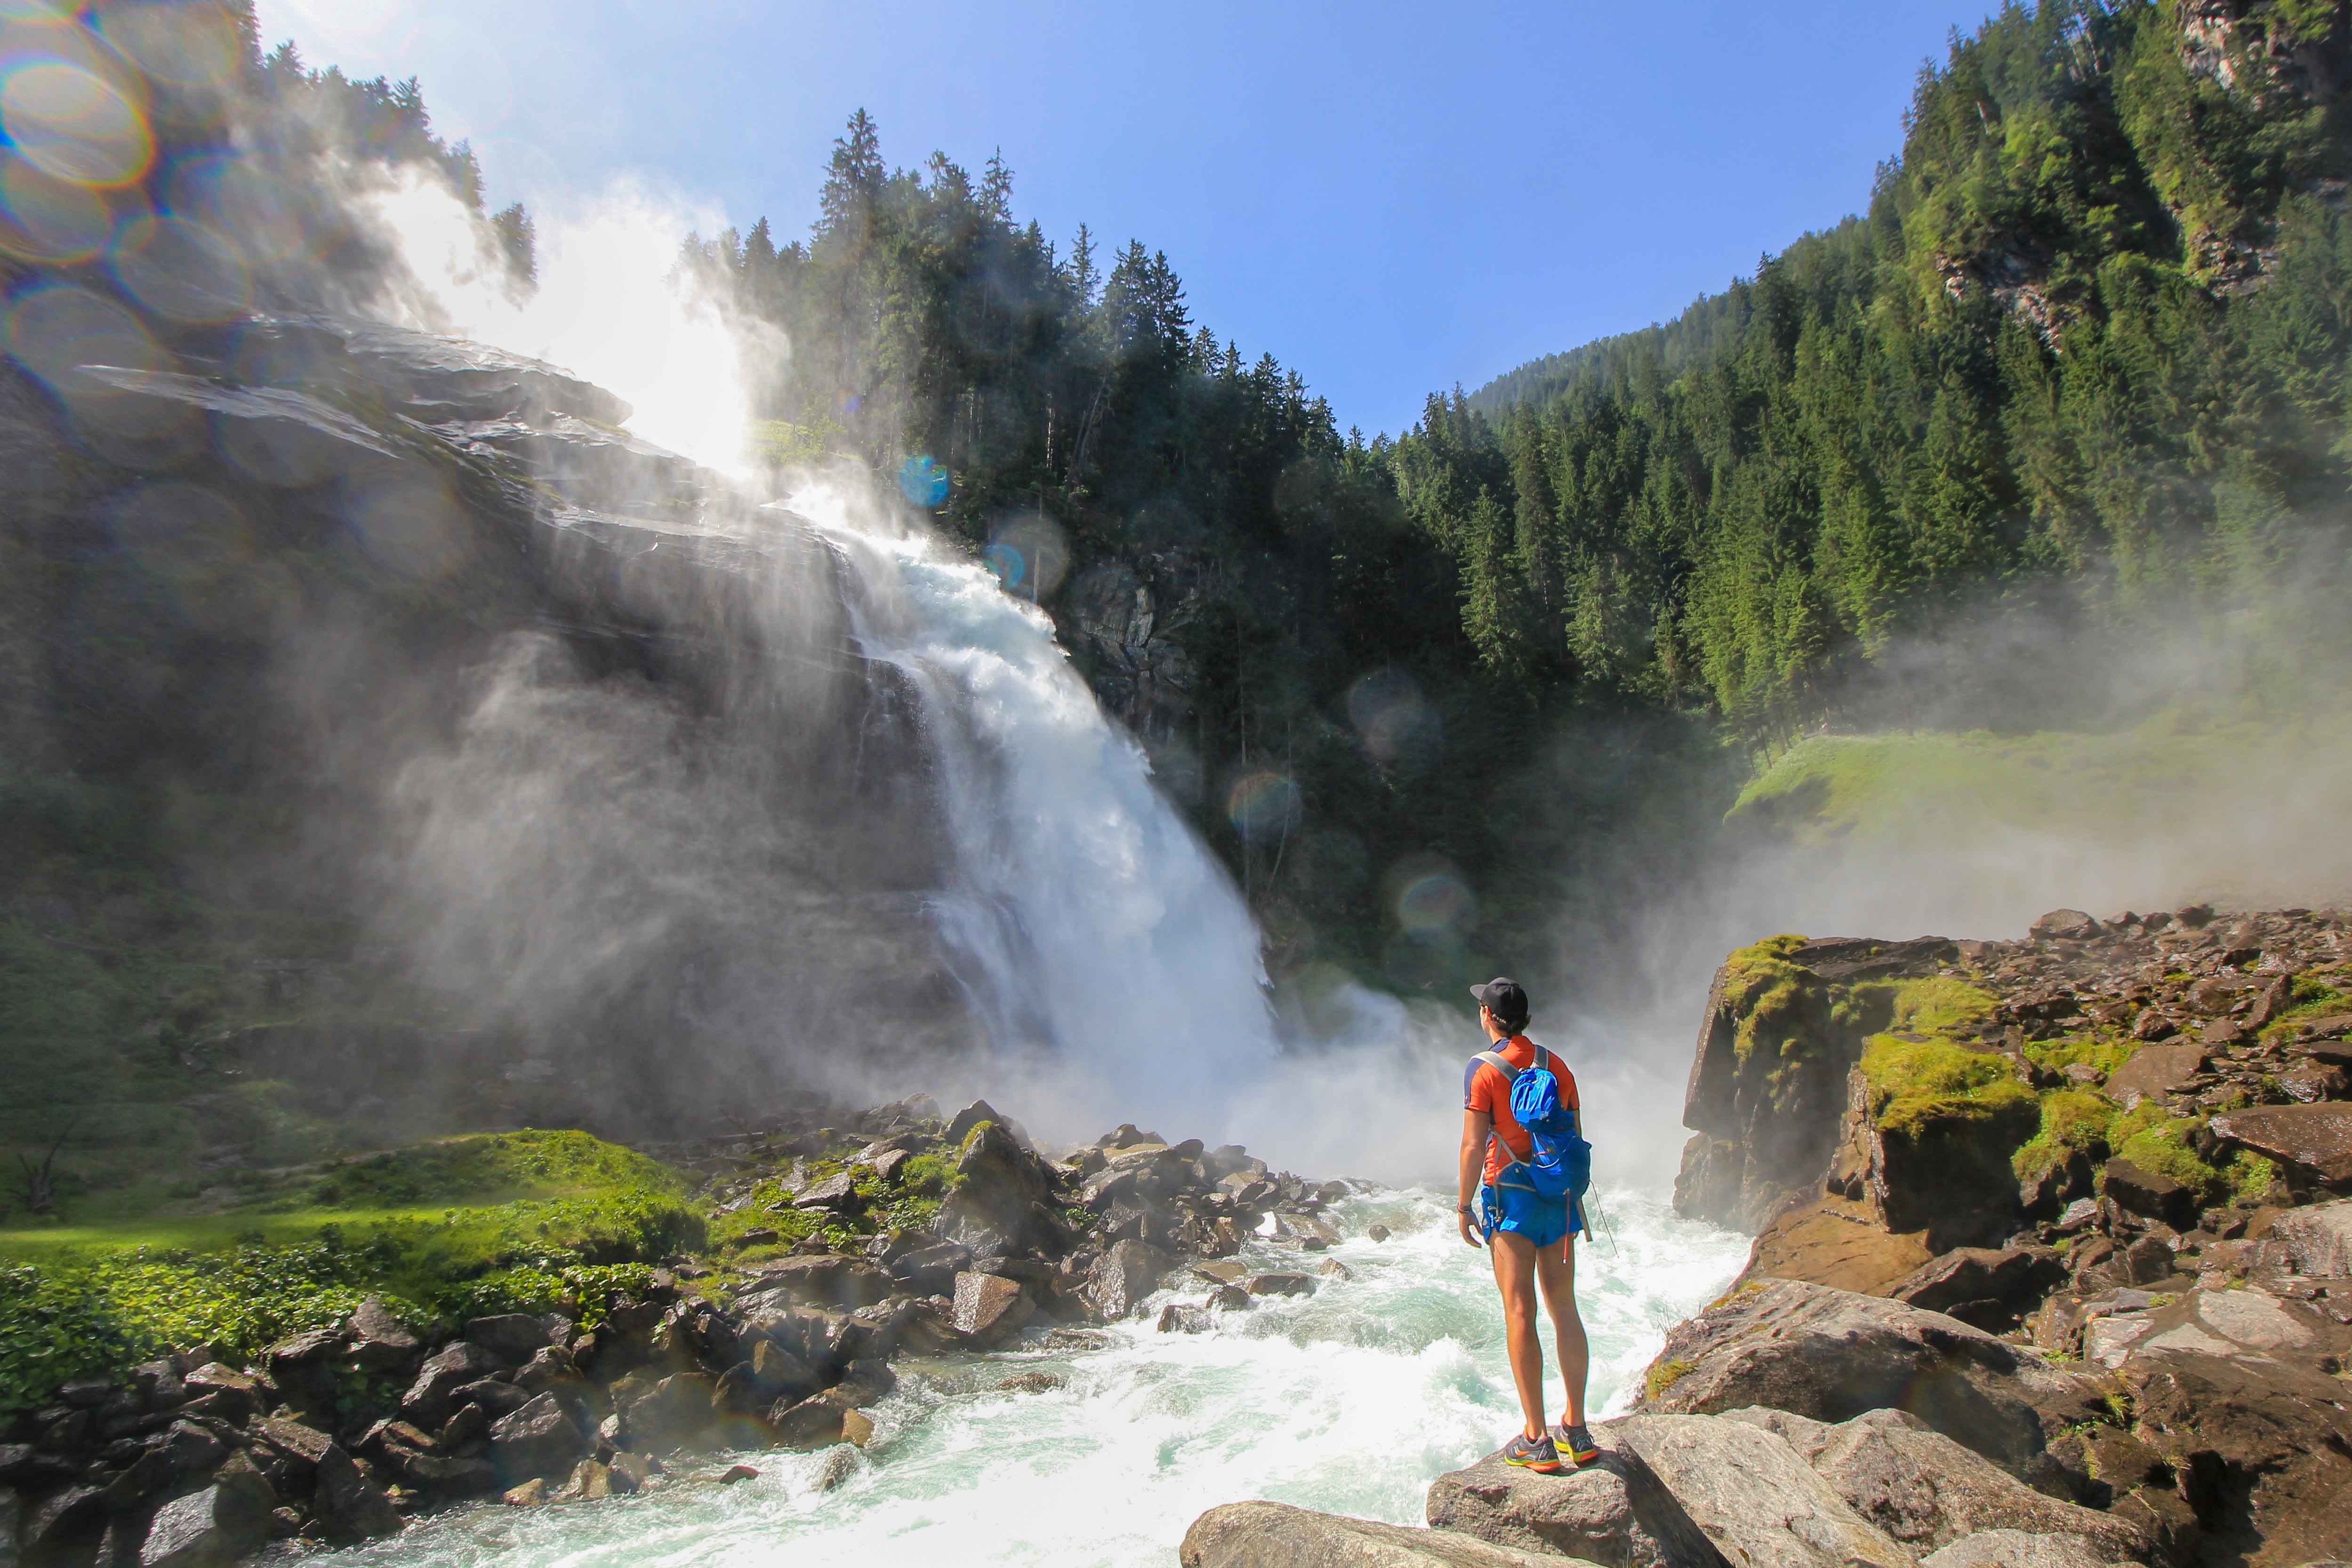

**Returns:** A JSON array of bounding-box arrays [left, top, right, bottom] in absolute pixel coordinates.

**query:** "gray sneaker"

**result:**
[[1550, 1422, 1598, 1465], [1501, 1431, 1563, 1472]]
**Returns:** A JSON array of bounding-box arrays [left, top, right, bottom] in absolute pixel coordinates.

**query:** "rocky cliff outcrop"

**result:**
[[1656, 904, 2352, 1567]]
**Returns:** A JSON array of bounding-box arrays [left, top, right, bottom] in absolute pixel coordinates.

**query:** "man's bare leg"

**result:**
[[1534, 1235, 1588, 1429], [1487, 1229, 1547, 1438]]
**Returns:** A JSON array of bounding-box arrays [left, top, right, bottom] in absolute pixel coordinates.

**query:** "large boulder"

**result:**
[[2119, 1346, 2352, 1568], [1637, 1279, 2103, 1488], [1889, 1247, 2067, 1329], [1606, 1414, 1916, 1568], [313, 1445, 402, 1541], [489, 1392, 591, 1483], [2209, 1104, 2352, 1189], [137, 1455, 276, 1567], [1675, 940, 1860, 1232], [2101, 1046, 2206, 1112], [1425, 1435, 1717, 1567], [938, 1119, 1064, 1256], [1724, 1407, 2150, 1560], [950, 1271, 1034, 1345], [1182, 1501, 1597, 1568], [401, 1340, 501, 1429], [1084, 1239, 1171, 1320]]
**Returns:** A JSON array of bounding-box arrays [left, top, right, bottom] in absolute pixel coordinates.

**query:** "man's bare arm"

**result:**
[[1458, 1106, 1491, 1248]]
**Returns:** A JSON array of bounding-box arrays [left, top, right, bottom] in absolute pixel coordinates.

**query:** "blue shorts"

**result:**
[[1480, 1180, 1581, 1250]]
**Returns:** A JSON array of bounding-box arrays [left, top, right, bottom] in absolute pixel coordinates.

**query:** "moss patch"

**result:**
[[2013, 1088, 2119, 1181], [1836, 975, 1997, 1040], [1861, 1037, 2039, 1139], [1645, 1358, 1694, 1399], [2260, 975, 2348, 1042]]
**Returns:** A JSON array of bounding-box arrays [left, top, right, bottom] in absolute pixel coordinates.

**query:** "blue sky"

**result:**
[[257, 0, 2000, 435]]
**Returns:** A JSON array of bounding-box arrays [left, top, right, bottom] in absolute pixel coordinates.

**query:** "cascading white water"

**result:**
[[784, 489, 1283, 1137]]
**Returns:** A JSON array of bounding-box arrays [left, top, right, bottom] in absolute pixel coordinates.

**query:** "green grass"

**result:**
[[2023, 1028, 2142, 1079], [0, 1132, 701, 1414], [1729, 709, 2352, 845]]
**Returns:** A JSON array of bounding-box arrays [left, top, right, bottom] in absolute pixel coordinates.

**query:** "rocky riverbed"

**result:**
[[0, 1099, 1378, 1567]]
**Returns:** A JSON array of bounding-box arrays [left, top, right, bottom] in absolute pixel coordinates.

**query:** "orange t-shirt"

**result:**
[[1464, 1035, 1580, 1186]]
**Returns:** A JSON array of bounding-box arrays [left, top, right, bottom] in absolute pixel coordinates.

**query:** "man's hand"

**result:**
[[1457, 1205, 1483, 1248]]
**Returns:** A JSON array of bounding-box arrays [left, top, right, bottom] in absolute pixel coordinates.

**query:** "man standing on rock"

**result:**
[[1457, 977, 1596, 1472]]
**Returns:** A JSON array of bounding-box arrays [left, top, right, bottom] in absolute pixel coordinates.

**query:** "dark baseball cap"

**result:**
[[1469, 977, 1529, 1029]]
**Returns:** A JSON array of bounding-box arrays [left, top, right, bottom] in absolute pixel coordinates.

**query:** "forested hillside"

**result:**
[[1431, 0, 2352, 735]]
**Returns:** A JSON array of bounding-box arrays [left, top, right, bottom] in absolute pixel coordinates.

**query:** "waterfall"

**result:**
[[788, 491, 1283, 1133]]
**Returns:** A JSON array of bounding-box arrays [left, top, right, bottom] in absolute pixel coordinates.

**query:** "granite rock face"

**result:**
[[1181, 1501, 1601, 1568]]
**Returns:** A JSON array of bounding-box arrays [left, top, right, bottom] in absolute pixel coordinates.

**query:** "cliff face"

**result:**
[[1, 307, 992, 1160]]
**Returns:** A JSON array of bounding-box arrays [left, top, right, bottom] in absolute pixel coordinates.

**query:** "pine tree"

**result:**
[[981, 149, 1014, 224], [819, 109, 884, 241]]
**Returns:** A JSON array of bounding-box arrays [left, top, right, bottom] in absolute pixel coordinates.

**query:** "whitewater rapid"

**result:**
[[302, 1190, 1744, 1568]]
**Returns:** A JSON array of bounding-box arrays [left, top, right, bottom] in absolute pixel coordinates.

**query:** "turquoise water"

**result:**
[[303, 1188, 1745, 1568]]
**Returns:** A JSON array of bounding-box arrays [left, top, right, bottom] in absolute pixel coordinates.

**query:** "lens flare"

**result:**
[[168, 154, 300, 264], [0, 151, 111, 262], [1383, 852, 1478, 935], [3, 280, 165, 393], [897, 453, 950, 507], [92, 1, 243, 92], [1347, 666, 1443, 769], [1227, 769, 1303, 844], [107, 481, 262, 634], [109, 211, 250, 322], [984, 510, 1070, 600], [1, 58, 152, 187]]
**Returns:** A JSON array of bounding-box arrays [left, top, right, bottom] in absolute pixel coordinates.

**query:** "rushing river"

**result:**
[[301, 1188, 1744, 1568]]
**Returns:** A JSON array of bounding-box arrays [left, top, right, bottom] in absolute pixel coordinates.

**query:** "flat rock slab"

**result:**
[[2210, 1104, 2352, 1185], [2103, 1045, 2205, 1109], [1609, 1414, 1917, 1568], [1743, 1196, 1935, 1296], [1725, 1407, 2150, 1561], [1182, 1501, 1600, 1568], [2259, 1196, 2352, 1276]]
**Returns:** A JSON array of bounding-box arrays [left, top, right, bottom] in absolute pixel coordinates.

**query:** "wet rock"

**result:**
[[159, 1419, 228, 1475], [2122, 1345, 2352, 1567], [741, 1254, 894, 1311], [346, 1296, 422, 1369], [1369, 1224, 1392, 1242], [1157, 1303, 1212, 1334], [251, 1415, 334, 1477], [998, 1371, 1065, 1395], [1247, 1273, 1317, 1297], [1185, 1500, 1584, 1568], [2102, 1159, 2199, 1230], [501, 1478, 548, 1507], [1725, 1407, 2149, 1559], [313, 1445, 401, 1541], [21, 1486, 106, 1566], [466, 1314, 559, 1365], [489, 1392, 591, 1483], [950, 1271, 1034, 1345], [1636, 1279, 2103, 1488], [885, 1239, 971, 1295], [1084, 1239, 1171, 1319], [1742, 1194, 1938, 1296], [400, 1342, 501, 1430], [137, 1454, 275, 1568], [769, 1391, 863, 1451], [617, 1373, 722, 1452], [2211, 1104, 2352, 1187]]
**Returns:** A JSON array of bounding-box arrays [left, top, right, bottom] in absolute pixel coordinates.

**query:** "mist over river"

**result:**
[[297, 1192, 1743, 1568]]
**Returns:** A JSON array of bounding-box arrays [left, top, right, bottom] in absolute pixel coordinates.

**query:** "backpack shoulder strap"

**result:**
[[1473, 1050, 1518, 1079]]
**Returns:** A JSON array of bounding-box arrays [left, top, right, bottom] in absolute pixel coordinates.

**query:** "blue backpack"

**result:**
[[1477, 1045, 1593, 1207]]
